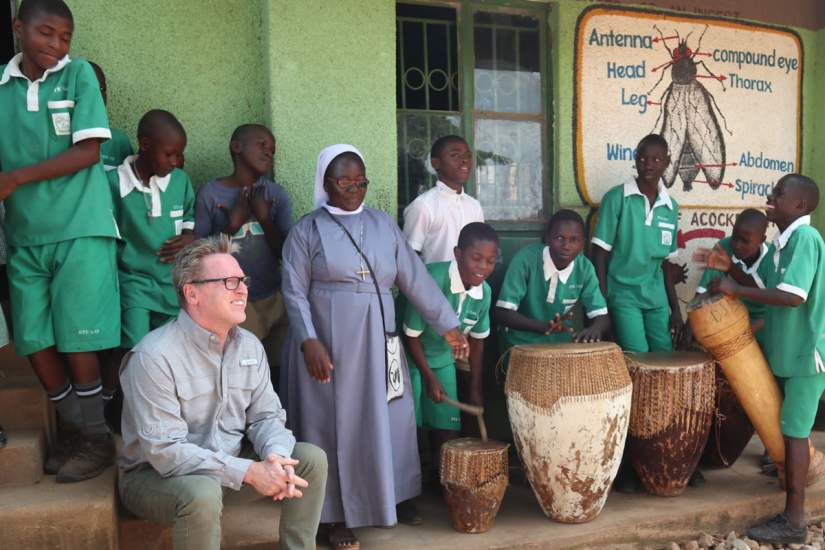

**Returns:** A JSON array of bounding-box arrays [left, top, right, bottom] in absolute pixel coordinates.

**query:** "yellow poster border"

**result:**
[[573, 5, 804, 208]]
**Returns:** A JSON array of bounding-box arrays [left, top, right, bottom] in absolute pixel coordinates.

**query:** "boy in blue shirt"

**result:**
[[0, 0, 118, 482], [195, 124, 292, 382], [711, 175, 825, 544]]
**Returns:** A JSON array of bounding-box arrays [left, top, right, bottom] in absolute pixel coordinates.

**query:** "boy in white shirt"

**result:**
[[403, 135, 484, 263]]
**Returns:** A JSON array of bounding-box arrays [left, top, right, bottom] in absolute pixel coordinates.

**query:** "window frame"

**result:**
[[397, 0, 553, 230]]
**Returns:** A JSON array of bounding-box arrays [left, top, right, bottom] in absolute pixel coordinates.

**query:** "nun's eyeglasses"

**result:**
[[326, 176, 370, 192]]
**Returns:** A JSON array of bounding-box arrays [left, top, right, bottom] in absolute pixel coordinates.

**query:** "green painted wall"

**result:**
[[808, 28, 825, 230], [69, 0, 266, 188], [60, 0, 824, 227], [263, 0, 398, 217]]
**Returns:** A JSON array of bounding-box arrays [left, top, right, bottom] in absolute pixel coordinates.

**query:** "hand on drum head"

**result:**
[[692, 244, 732, 273], [708, 276, 738, 297], [572, 325, 601, 343], [545, 312, 575, 335]]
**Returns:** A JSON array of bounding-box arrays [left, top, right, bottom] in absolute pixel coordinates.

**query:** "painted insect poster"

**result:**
[[574, 6, 802, 209]]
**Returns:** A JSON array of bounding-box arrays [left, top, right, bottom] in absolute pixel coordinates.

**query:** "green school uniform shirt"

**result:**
[[403, 260, 491, 370], [496, 243, 608, 347], [761, 216, 825, 378], [0, 54, 116, 247], [697, 237, 773, 321], [101, 127, 134, 171], [592, 181, 679, 309], [108, 157, 195, 314]]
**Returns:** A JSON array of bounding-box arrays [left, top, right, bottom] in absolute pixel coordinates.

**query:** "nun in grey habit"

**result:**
[[280, 144, 468, 537]]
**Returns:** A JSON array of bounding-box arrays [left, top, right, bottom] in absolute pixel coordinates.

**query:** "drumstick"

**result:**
[[441, 396, 488, 443]]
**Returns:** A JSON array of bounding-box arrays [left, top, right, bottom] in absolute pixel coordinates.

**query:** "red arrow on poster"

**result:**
[[651, 60, 674, 72], [697, 74, 727, 81], [677, 228, 726, 249], [647, 100, 662, 106], [691, 52, 712, 57], [652, 34, 678, 43]]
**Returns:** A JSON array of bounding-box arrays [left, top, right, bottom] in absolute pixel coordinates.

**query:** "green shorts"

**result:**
[[122, 308, 175, 349], [608, 301, 672, 353], [410, 364, 460, 431], [8, 237, 120, 356], [778, 373, 825, 438]]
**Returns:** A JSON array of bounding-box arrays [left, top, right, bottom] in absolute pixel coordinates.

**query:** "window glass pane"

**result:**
[[397, 4, 458, 112], [397, 112, 462, 210], [473, 12, 540, 114], [474, 119, 543, 221]]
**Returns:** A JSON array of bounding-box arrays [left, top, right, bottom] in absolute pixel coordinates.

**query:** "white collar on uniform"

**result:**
[[322, 202, 363, 216], [774, 215, 811, 250], [732, 242, 769, 275], [543, 247, 574, 303], [117, 155, 171, 218], [623, 179, 673, 225], [1, 53, 72, 112], [436, 180, 467, 197], [448, 259, 484, 300]]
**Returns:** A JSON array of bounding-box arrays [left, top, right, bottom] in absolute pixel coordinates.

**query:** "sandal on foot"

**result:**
[[327, 523, 359, 550], [746, 514, 805, 545]]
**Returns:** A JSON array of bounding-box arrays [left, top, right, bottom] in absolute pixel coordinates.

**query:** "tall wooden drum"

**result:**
[[505, 342, 631, 523], [701, 364, 756, 468], [687, 294, 785, 467], [440, 438, 509, 534], [625, 352, 715, 496]]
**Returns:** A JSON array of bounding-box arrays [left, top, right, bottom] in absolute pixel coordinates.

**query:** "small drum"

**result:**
[[701, 365, 756, 468], [625, 352, 715, 496], [688, 293, 785, 467], [505, 342, 631, 523], [440, 438, 509, 534]]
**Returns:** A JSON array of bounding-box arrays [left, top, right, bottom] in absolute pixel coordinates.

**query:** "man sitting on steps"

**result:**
[[118, 235, 327, 550]]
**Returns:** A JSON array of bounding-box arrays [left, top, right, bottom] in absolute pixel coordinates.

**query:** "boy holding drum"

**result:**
[[710, 174, 825, 544], [403, 222, 497, 489]]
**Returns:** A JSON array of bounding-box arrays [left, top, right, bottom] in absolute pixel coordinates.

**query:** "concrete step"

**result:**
[[118, 483, 282, 550], [0, 430, 45, 488], [0, 467, 117, 549], [0, 382, 55, 442], [0, 342, 37, 383]]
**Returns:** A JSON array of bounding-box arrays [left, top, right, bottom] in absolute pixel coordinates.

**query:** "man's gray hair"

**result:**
[[173, 235, 239, 304]]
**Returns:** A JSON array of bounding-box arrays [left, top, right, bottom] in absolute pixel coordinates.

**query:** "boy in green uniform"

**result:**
[[497, 209, 609, 347], [710, 174, 825, 544], [89, 61, 133, 171], [109, 109, 194, 350], [0, 0, 119, 482], [592, 134, 684, 353], [694, 208, 773, 342], [403, 222, 497, 484]]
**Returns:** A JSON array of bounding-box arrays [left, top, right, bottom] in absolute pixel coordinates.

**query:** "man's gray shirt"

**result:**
[[119, 310, 296, 490]]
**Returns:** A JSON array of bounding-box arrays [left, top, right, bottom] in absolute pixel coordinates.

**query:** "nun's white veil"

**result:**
[[314, 144, 366, 209]]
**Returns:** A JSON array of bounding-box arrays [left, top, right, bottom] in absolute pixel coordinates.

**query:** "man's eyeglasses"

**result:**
[[187, 276, 251, 290], [325, 176, 370, 192]]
